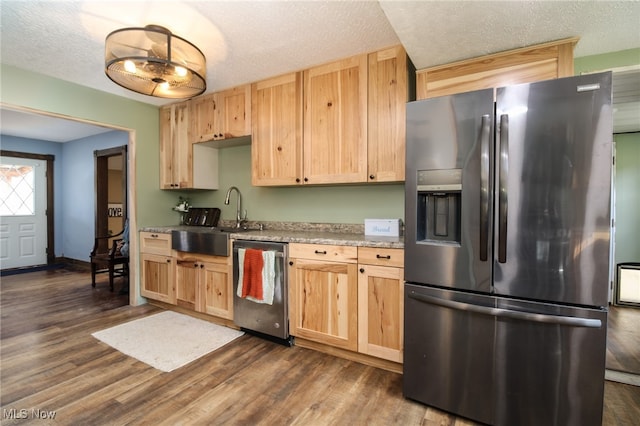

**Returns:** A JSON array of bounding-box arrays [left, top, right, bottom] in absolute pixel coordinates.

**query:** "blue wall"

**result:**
[[1, 130, 128, 261]]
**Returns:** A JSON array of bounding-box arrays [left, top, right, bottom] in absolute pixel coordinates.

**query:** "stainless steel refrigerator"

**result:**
[[403, 72, 613, 426]]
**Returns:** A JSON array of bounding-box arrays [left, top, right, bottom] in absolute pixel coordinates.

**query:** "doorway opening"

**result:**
[[95, 146, 127, 247]]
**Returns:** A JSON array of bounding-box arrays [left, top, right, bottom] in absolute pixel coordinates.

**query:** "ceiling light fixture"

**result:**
[[105, 25, 206, 99]]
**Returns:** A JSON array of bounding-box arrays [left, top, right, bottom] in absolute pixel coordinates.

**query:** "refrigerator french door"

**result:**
[[403, 73, 612, 426]]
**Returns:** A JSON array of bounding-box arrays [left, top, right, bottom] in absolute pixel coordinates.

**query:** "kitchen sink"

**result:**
[[171, 227, 249, 256]]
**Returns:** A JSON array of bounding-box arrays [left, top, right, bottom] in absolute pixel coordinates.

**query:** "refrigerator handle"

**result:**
[[480, 114, 491, 261], [408, 291, 603, 328], [498, 114, 509, 263]]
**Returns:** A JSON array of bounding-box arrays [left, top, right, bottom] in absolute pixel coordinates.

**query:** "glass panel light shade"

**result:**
[[105, 25, 206, 99]]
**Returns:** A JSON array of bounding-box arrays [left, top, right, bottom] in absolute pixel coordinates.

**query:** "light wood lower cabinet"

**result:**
[[140, 232, 176, 304], [198, 259, 233, 320], [141, 253, 176, 304], [175, 252, 233, 320], [289, 243, 404, 363], [357, 247, 404, 363], [175, 257, 199, 310], [289, 243, 358, 351], [140, 232, 232, 320]]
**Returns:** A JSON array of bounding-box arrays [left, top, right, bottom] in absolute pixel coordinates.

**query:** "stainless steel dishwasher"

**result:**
[[232, 240, 291, 345]]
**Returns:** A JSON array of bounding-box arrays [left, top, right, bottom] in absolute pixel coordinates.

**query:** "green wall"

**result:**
[[614, 133, 640, 264], [574, 48, 640, 74], [186, 145, 404, 225], [575, 48, 640, 267], [0, 64, 176, 228]]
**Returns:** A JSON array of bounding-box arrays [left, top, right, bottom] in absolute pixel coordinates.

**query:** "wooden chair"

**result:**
[[90, 222, 129, 291]]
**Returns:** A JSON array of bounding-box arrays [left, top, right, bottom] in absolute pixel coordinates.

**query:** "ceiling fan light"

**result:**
[[175, 66, 187, 77], [124, 60, 137, 74], [104, 25, 206, 99]]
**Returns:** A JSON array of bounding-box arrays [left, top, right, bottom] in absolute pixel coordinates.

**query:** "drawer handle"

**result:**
[[314, 250, 327, 255], [376, 254, 391, 259]]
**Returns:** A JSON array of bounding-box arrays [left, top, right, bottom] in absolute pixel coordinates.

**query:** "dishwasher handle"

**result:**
[[408, 291, 602, 328], [232, 247, 286, 258]]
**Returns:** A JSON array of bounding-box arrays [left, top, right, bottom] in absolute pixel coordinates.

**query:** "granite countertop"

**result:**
[[140, 221, 404, 249]]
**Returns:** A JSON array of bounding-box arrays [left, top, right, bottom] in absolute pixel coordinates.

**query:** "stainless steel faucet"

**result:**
[[224, 186, 246, 228]]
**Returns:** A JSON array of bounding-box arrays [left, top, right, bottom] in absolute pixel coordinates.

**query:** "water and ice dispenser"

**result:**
[[416, 169, 462, 244]]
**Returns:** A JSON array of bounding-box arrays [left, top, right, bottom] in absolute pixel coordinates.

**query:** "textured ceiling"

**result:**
[[1, 0, 639, 141], [381, 1, 640, 70]]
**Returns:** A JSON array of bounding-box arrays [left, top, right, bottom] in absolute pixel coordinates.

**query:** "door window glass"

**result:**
[[0, 163, 35, 216]]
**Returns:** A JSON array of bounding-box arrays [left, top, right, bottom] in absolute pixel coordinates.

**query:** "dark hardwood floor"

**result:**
[[607, 304, 640, 374], [1, 267, 638, 425]]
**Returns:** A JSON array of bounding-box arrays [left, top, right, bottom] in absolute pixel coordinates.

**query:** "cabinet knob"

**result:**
[[200, 264, 204, 269], [289, 261, 294, 266], [360, 268, 365, 273], [194, 263, 198, 268], [166, 259, 171, 263], [296, 178, 301, 183], [303, 177, 308, 182], [369, 175, 375, 180]]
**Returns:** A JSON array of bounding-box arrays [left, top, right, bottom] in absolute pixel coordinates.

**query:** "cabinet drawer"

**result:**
[[140, 232, 172, 256], [289, 243, 357, 263], [358, 247, 404, 268], [176, 251, 230, 265]]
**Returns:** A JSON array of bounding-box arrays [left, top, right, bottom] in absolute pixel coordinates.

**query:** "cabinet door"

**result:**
[[190, 93, 220, 142], [140, 253, 176, 303], [251, 73, 303, 186], [368, 45, 413, 183], [199, 261, 233, 319], [159, 106, 174, 189], [176, 259, 199, 310], [416, 37, 577, 100], [289, 258, 358, 350], [159, 103, 191, 189], [220, 85, 251, 139], [357, 264, 404, 362], [303, 54, 368, 184]]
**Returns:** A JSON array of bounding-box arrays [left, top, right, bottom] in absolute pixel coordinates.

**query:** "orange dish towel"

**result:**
[[242, 248, 264, 301]]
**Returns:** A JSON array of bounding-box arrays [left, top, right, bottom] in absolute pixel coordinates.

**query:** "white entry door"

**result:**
[[0, 157, 48, 269]]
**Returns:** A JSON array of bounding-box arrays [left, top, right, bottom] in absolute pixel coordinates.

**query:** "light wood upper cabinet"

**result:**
[[416, 37, 578, 100], [159, 103, 191, 189], [190, 93, 219, 142], [367, 45, 415, 183], [289, 243, 358, 351], [221, 85, 252, 139], [159, 102, 219, 190], [191, 85, 251, 143], [251, 46, 413, 186], [251, 72, 303, 186], [303, 54, 368, 184]]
